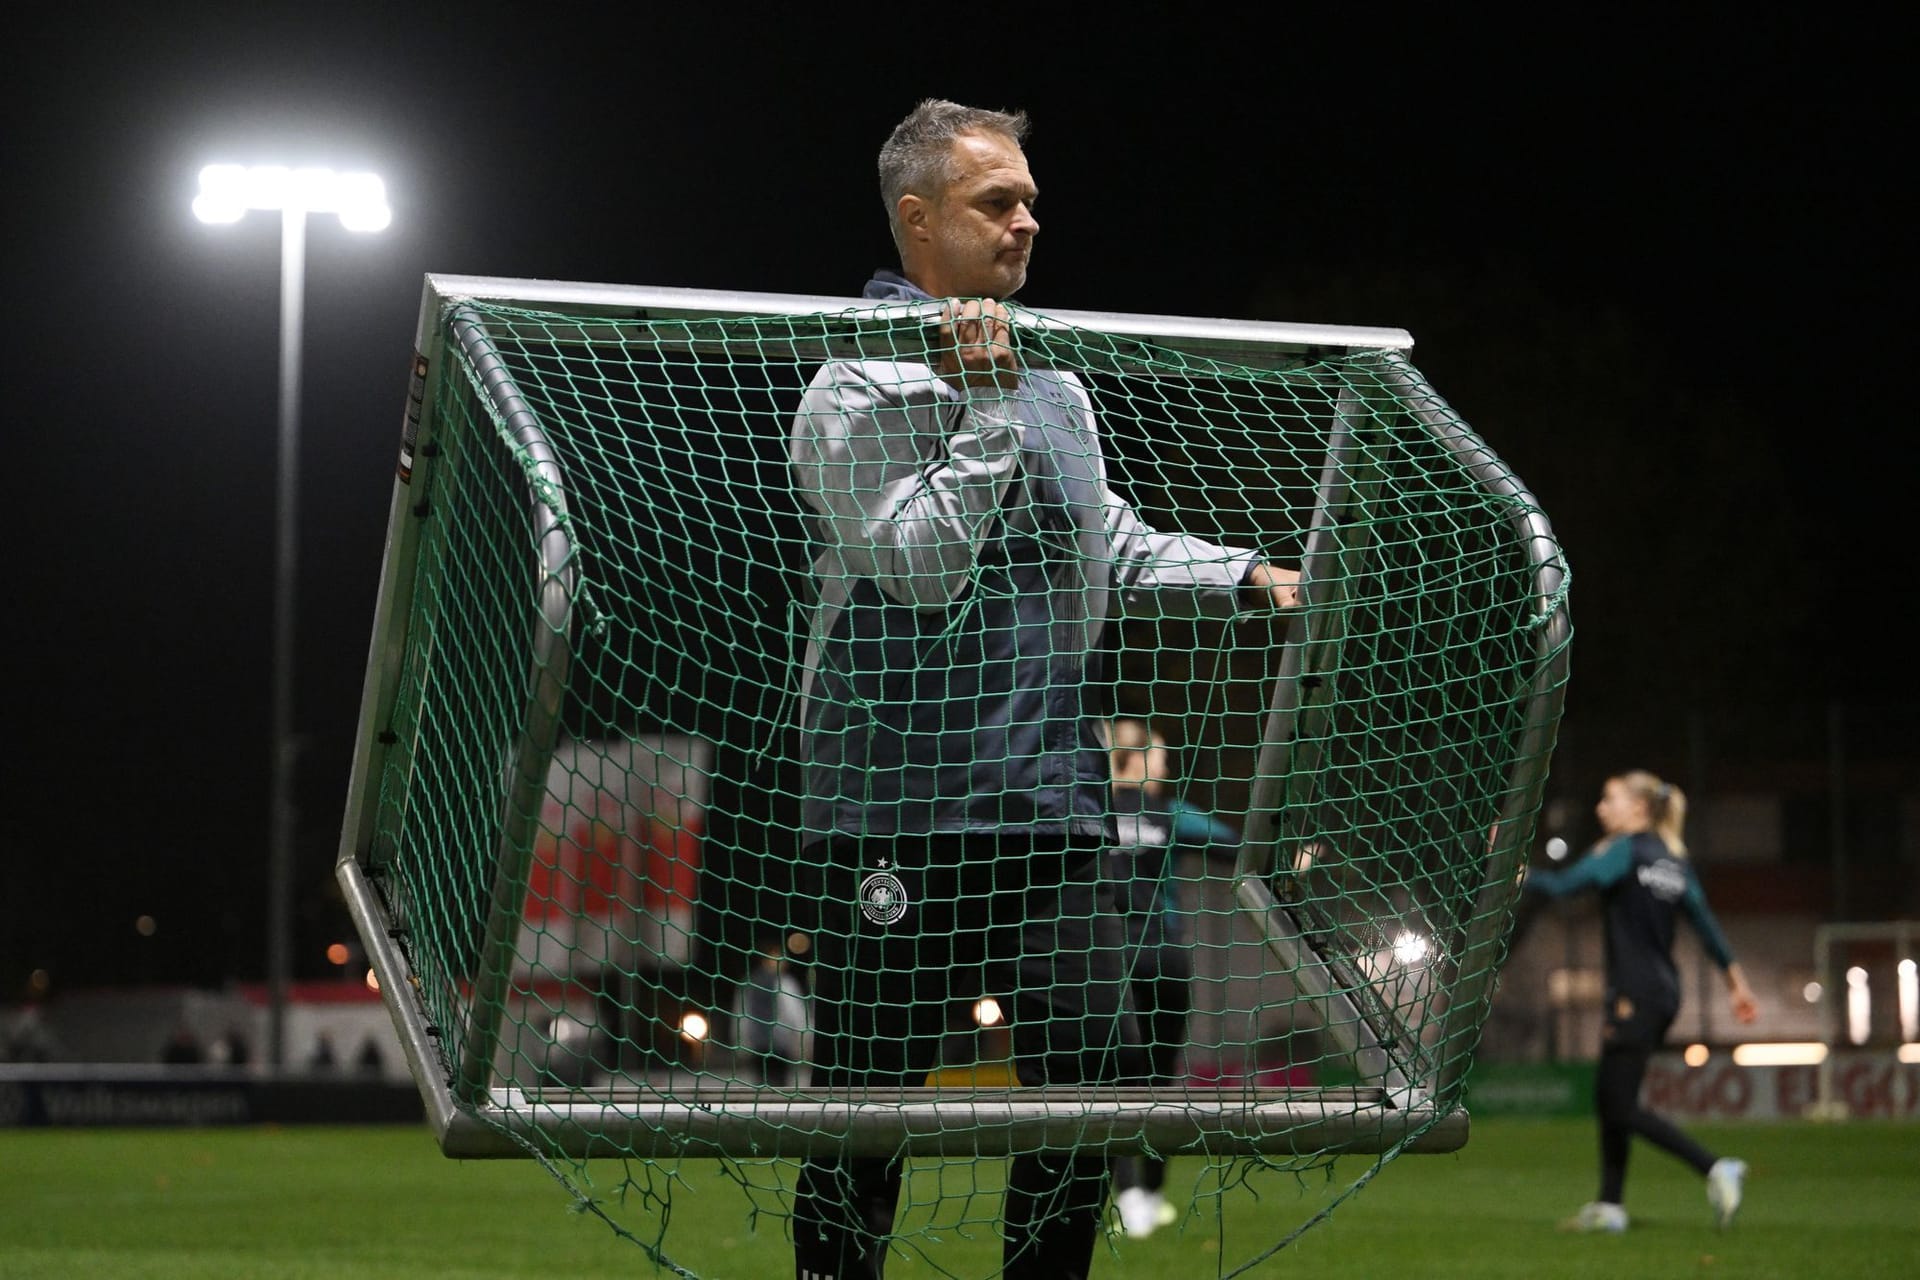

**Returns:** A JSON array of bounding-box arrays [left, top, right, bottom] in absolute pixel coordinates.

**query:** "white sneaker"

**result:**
[[1564, 1201, 1629, 1233], [1115, 1187, 1170, 1239], [1707, 1158, 1748, 1228]]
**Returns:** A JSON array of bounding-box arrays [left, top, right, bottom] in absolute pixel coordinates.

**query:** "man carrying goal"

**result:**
[[788, 97, 1299, 1280]]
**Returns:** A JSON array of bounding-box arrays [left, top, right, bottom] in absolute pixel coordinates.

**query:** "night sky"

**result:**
[[4, 5, 1906, 993]]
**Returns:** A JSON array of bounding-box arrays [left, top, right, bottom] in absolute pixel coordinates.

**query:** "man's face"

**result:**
[[914, 130, 1039, 300]]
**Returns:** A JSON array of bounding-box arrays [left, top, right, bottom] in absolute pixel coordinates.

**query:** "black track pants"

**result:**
[[792, 836, 1142, 1280], [1594, 998, 1716, 1205]]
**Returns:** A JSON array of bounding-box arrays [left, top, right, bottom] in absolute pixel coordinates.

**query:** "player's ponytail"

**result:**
[[1620, 769, 1688, 856]]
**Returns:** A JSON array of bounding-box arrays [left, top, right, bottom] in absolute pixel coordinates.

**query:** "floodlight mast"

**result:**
[[193, 164, 391, 1069]]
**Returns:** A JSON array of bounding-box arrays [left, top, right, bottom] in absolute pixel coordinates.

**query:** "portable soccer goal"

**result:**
[[336, 274, 1570, 1265]]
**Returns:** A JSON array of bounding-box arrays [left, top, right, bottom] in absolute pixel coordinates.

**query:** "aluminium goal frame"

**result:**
[[335, 273, 1569, 1159]]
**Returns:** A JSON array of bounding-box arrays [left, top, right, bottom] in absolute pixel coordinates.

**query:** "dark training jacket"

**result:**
[[1527, 831, 1738, 1012]]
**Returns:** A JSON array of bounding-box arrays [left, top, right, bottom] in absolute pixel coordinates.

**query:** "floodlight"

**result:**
[[193, 163, 391, 231], [192, 159, 391, 1067]]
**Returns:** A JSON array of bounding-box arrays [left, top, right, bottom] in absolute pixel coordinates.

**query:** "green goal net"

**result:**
[[337, 276, 1570, 1276]]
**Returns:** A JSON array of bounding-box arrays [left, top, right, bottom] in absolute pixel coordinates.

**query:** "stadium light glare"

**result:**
[[1847, 966, 1871, 1045], [1391, 931, 1429, 966], [193, 160, 390, 1071], [1683, 1043, 1710, 1067], [1898, 1043, 1920, 1065], [1899, 958, 1918, 1042], [1731, 1042, 1828, 1067], [973, 998, 1005, 1027], [679, 1012, 711, 1042], [193, 164, 392, 231]]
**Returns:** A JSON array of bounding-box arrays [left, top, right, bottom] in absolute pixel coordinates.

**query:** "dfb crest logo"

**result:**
[[858, 869, 909, 925]]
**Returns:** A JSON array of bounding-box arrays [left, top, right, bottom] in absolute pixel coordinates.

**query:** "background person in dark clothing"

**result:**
[[1102, 717, 1240, 1240], [1525, 769, 1759, 1233], [787, 97, 1300, 1280]]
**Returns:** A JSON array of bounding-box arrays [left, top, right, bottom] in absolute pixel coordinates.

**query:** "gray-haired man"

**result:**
[[788, 97, 1298, 1280]]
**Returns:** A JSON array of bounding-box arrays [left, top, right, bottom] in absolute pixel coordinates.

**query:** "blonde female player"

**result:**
[[1524, 770, 1759, 1233]]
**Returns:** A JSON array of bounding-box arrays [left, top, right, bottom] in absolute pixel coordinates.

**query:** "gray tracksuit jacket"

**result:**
[[790, 272, 1262, 849]]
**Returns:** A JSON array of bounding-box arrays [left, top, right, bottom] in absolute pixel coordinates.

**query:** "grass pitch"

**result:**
[[2, 1116, 1915, 1278]]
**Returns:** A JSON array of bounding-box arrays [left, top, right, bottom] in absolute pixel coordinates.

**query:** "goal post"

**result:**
[[335, 275, 1570, 1177]]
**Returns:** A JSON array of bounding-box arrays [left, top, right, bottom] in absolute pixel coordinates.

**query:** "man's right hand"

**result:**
[[1243, 562, 1302, 612], [932, 298, 1019, 392]]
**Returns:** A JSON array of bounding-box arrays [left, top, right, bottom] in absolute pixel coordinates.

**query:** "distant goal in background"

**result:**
[[334, 274, 1570, 1275], [1808, 920, 1920, 1119]]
